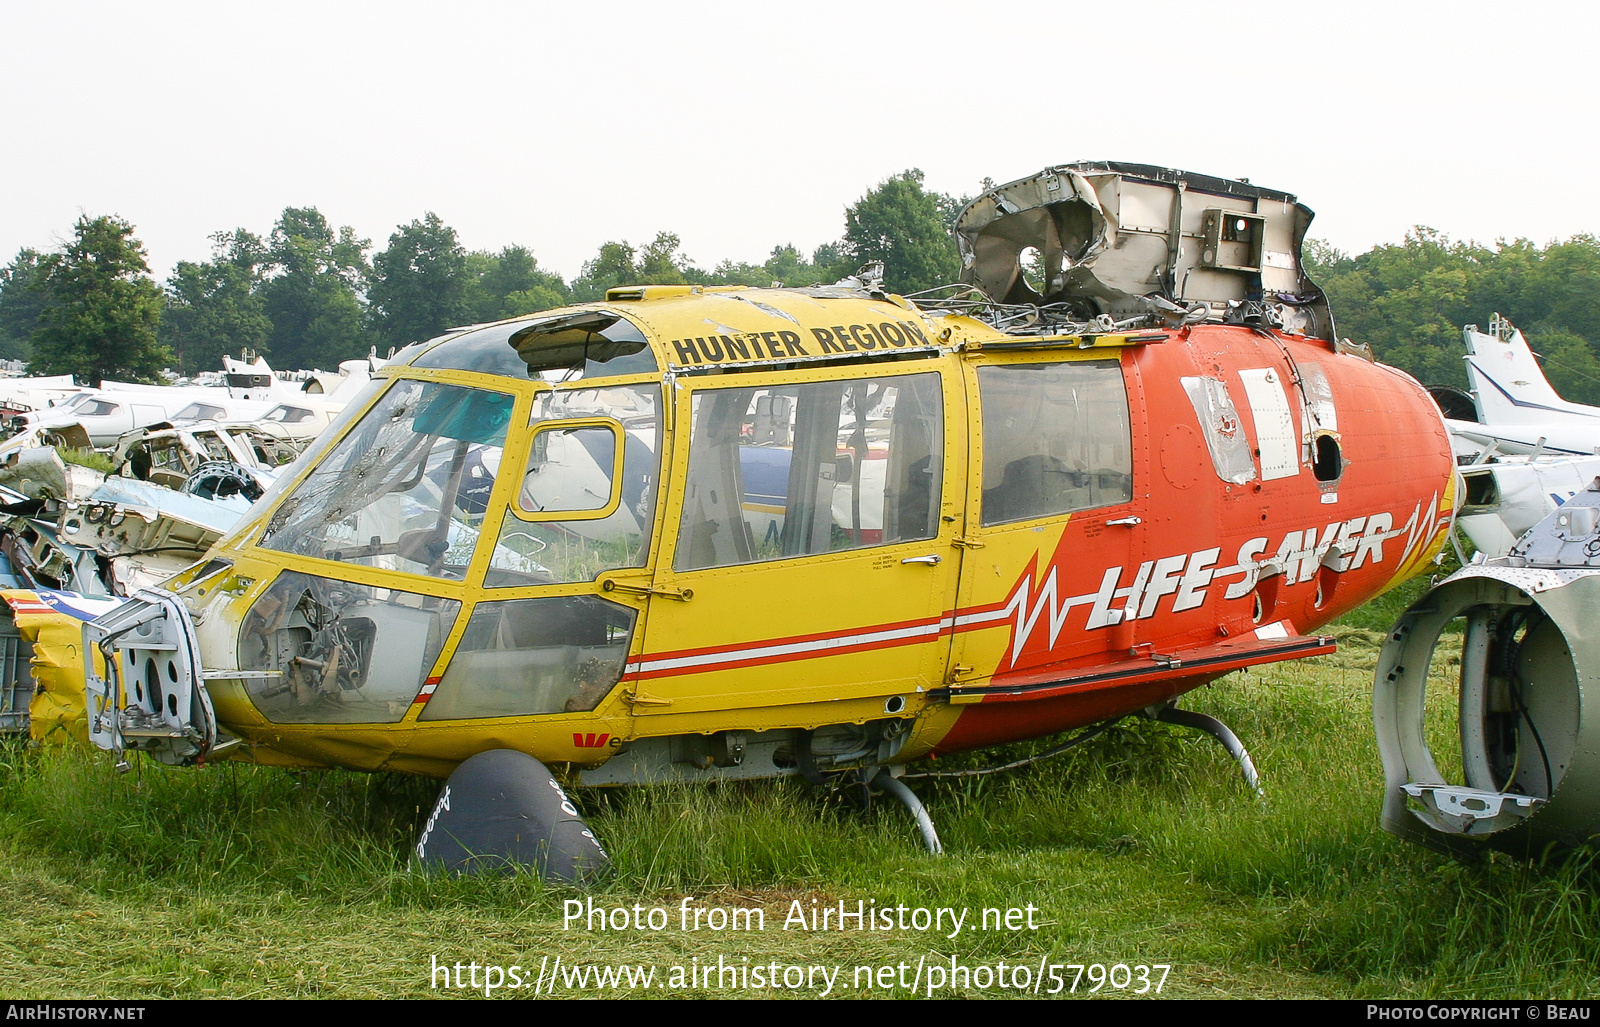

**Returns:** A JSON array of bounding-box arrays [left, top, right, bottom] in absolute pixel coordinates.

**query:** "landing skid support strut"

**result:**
[[1153, 705, 1265, 798], [869, 768, 944, 854]]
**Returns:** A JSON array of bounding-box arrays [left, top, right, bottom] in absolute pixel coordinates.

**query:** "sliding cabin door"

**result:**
[[945, 353, 1148, 699], [626, 364, 965, 729]]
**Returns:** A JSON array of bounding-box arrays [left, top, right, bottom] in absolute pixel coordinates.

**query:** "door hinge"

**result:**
[[951, 536, 986, 550], [624, 686, 673, 707], [601, 579, 694, 601]]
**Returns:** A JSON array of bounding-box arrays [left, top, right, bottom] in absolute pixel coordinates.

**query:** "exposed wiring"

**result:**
[[1497, 608, 1556, 796]]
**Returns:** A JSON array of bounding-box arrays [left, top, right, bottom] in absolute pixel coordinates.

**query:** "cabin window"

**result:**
[[265, 405, 315, 424], [236, 570, 462, 725], [258, 379, 514, 580], [977, 361, 1132, 526], [516, 423, 622, 515], [176, 402, 226, 421], [486, 384, 661, 587], [418, 595, 635, 720], [673, 372, 942, 571]]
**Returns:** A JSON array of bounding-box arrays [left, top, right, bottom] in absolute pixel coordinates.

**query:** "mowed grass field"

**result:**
[[2, 588, 1598, 999]]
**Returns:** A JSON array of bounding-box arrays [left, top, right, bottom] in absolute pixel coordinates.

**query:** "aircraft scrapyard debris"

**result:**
[[11, 162, 1532, 879]]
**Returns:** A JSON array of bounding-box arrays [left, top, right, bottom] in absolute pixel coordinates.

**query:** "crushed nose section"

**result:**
[[953, 162, 1333, 340], [1374, 477, 1600, 857]]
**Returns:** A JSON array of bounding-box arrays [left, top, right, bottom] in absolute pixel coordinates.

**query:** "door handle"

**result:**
[[902, 554, 942, 565]]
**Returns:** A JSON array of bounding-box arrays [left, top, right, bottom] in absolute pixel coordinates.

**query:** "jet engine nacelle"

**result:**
[[1375, 479, 1600, 855]]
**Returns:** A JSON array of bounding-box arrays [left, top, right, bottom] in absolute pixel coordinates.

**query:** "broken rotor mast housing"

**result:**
[[947, 162, 1335, 342]]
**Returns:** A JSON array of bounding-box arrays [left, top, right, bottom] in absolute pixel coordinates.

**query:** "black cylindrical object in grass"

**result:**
[[413, 749, 609, 883]]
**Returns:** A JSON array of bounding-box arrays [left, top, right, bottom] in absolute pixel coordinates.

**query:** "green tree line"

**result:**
[[4, 171, 1599, 401], [1309, 229, 1600, 404]]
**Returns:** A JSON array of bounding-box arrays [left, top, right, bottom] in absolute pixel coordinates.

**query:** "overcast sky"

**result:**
[[2, 0, 1595, 282]]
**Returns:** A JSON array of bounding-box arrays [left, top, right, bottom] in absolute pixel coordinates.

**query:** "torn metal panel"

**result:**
[[0, 611, 33, 734], [0, 444, 100, 503], [952, 162, 1332, 340], [0, 423, 94, 458], [1180, 376, 1256, 484], [83, 476, 252, 532], [62, 478, 250, 593], [0, 452, 250, 598], [1296, 362, 1338, 444], [1, 589, 125, 745], [111, 421, 296, 498], [0, 520, 108, 596]]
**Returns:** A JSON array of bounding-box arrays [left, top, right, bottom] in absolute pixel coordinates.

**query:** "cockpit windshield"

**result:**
[[258, 380, 514, 579]]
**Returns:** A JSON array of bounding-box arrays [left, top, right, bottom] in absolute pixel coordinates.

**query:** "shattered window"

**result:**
[[673, 372, 942, 571], [1181, 376, 1257, 485], [418, 595, 635, 720], [259, 380, 513, 579], [228, 428, 299, 468], [237, 570, 461, 725], [486, 385, 660, 587], [415, 310, 658, 381], [149, 438, 197, 475], [977, 361, 1132, 526], [194, 432, 232, 463]]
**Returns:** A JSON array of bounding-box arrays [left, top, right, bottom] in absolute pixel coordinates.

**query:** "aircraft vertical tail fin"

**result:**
[[1463, 314, 1600, 426]]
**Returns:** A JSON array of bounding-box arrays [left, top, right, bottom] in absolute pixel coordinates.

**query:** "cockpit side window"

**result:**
[[515, 422, 623, 517], [485, 384, 661, 587], [977, 361, 1132, 526], [673, 371, 943, 571], [237, 570, 461, 725], [418, 595, 635, 721], [258, 379, 514, 580]]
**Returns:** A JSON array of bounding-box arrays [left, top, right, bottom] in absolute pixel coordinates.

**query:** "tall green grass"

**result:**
[[1, 623, 1595, 998]]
